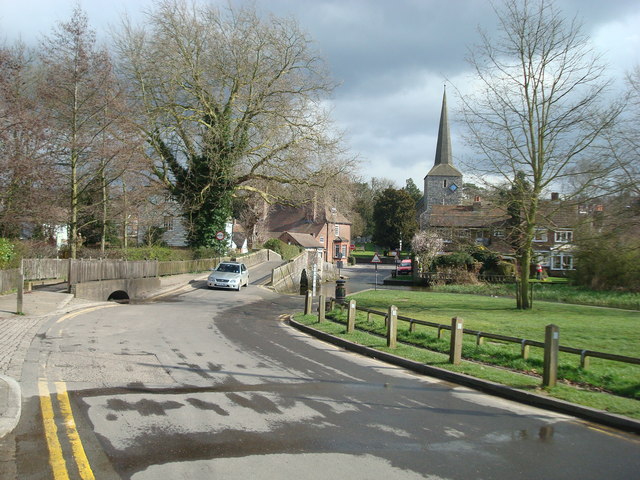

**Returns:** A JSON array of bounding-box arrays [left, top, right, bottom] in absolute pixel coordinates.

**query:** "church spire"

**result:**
[[434, 86, 452, 167], [425, 86, 461, 177]]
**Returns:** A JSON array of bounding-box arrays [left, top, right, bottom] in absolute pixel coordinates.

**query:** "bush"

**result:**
[[0, 238, 16, 269], [263, 238, 302, 261], [466, 245, 501, 273], [433, 251, 475, 269], [573, 234, 640, 292], [192, 246, 225, 260], [105, 246, 190, 261]]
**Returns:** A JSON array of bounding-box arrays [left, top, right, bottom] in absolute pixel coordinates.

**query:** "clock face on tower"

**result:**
[[449, 183, 458, 192]]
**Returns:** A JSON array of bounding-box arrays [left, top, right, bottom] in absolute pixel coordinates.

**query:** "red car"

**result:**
[[397, 258, 412, 275]]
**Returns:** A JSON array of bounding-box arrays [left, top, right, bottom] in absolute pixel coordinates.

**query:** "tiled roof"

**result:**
[[426, 200, 581, 229], [279, 232, 324, 248], [427, 204, 510, 228], [266, 204, 350, 235]]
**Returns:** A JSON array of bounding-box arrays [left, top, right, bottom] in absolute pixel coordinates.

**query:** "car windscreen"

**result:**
[[217, 264, 240, 273]]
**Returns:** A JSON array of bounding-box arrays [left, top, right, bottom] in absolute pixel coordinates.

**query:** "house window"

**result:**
[[555, 230, 573, 243], [319, 236, 324, 244], [342, 245, 348, 257], [163, 216, 174, 232], [443, 179, 448, 188], [334, 244, 341, 258], [533, 229, 548, 242], [493, 228, 505, 238], [334, 224, 340, 236], [534, 251, 551, 266], [552, 254, 574, 270], [457, 229, 470, 238]]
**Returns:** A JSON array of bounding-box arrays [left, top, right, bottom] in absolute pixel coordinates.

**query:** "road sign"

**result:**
[[215, 231, 225, 241], [371, 253, 382, 263]]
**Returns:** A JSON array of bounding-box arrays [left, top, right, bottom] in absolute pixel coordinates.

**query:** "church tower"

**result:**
[[421, 88, 462, 225]]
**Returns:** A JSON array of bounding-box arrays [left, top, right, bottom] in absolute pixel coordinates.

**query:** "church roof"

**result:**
[[426, 88, 461, 178], [426, 163, 462, 177]]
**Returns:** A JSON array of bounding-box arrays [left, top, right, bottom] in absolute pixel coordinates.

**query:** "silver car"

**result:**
[[207, 262, 249, 291]]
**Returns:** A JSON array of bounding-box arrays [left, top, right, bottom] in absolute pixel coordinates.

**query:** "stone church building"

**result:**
[[419, 89, 463, 226]]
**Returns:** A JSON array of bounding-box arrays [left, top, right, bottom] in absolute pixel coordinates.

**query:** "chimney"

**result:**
[[473, 196, 481, 211], [551, 192, 559, 201]]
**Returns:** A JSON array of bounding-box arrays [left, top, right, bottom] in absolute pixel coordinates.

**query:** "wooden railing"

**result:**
[[333, 302, 640, 370]]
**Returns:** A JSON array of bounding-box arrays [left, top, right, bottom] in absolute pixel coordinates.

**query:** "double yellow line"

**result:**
[[38, 380, 95, 480]]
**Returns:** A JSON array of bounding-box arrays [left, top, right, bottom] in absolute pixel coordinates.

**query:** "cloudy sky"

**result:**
[[2, 0, 639, 189]]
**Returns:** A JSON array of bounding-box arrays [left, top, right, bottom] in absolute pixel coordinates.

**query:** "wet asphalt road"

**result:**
[[5, 264, 640, 479]]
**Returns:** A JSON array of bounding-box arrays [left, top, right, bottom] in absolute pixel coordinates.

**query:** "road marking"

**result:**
[[587, 425, 640, 444], [56, 304, 119, 324], [38, 379, 70, 480], [56, 382, 96, 480], [38, 380, 96, 480]]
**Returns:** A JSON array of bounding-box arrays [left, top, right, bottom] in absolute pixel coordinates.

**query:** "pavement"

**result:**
[[0, 272, 208, 439]]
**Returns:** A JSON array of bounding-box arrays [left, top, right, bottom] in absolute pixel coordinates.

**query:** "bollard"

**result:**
[[387, 305, 398, 348], [304, 291, 313, 315], [347, 300, 356, 333], [318, 294, 326, 323], [543, 324, 559, 387], [449, 317, 463, 365], [335, 278, 346, 304]]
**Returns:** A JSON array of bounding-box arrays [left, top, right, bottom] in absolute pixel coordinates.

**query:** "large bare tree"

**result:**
[[459, 0, 622, 309], [115, 0, 353, 250]]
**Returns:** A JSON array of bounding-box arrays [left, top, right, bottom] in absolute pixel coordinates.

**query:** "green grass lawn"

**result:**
[[294, 288, 640, 418], [430, 283, 640, 310]]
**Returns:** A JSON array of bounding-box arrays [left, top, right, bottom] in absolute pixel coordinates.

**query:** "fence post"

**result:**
[[543, 324, 559, 387], [16, 260, 24, 315], [347, 299, 356, 333], [386, 305, 398, 348], [580, 350, 590, 369], [304, 291, 313, 315], [521, 340, 530, 360], [318, 294, 326, 323], [449, 317, 463, 365]]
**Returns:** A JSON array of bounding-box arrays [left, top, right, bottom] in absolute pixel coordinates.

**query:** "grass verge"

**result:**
[[294, 313, 640, 419]]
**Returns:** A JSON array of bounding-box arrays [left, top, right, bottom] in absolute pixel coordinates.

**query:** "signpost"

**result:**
[[371, 252, 382, 290], [215, 231, 225, 268]]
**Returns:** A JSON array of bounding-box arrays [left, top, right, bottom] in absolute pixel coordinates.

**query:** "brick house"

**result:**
[[423, 194, 587, 276], [265, 204, 352, 264]]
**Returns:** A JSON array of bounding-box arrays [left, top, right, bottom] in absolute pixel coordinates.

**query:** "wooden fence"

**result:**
[[0, 268, 20, 294], [23, 258, 69, 281], [0, 250, 277, 294], [330, 301, 640, 370]]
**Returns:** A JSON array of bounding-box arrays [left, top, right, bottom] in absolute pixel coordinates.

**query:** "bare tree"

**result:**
[[114, 0, 354, 250], [459, 0, 622, 309], [39, 6, 124, 258], [0, 43, 63, 238]]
